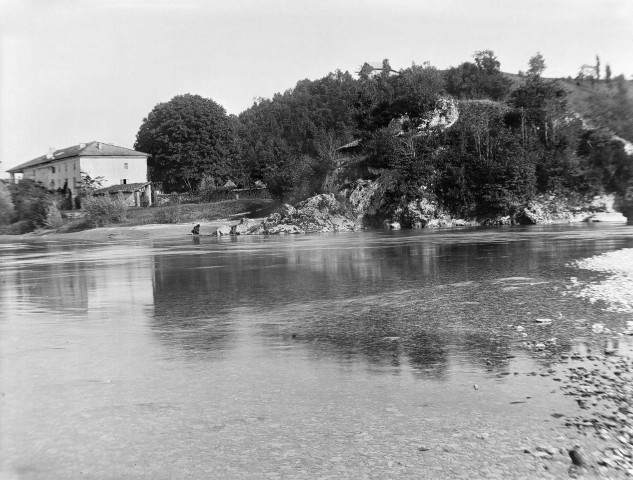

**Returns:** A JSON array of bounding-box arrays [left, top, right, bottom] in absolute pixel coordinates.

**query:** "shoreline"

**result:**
[[0, 219, 242, 243], [0, 213, 629, 244]]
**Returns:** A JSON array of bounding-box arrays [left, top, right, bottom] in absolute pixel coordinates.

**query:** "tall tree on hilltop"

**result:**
[[444, 50, 512, 100], [135, 94, 238, 193], [527, 52, 546, 78]]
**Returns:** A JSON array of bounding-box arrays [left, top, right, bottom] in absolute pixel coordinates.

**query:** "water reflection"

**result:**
[[0, 243, 154, 320], [149, 228, 633, 377], [2, 227, 632, 378]]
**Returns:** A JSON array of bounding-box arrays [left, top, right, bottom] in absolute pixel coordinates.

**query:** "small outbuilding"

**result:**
[[92, 182, 153, 207]]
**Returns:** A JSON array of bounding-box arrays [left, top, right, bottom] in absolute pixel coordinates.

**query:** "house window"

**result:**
[[51, 166, 56, 174], [124, 163, 128, 169], [73, 162, 76, 171], [50, 180, 55, 189], [73, 178, 77, 189], [65, 164, 68, 172]]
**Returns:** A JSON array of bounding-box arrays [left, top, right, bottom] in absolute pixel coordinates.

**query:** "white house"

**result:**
[[6, 141, 149, 198]]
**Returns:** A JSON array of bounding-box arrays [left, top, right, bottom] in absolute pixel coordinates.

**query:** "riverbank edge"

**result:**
[[0, 209, 628, 244]]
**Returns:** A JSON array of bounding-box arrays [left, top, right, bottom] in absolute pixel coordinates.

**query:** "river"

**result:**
[[1, 223, 633, 479]]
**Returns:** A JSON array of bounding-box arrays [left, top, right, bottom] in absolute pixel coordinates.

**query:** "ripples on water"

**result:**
[[1, 224, 633, 478]]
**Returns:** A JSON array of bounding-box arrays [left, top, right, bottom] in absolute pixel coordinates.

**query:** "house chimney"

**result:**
[[97, 142, 102, 150], [46, 147, 54, 159]]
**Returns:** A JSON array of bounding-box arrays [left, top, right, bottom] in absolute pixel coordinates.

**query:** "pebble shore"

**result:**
[[555, 248, 633, 477]]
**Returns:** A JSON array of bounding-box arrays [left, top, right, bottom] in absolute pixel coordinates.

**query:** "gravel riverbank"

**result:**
[[558, 248, 633, 477]]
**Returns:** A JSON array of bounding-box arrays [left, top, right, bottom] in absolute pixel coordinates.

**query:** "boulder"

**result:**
[[281, 204, 296, 217], [266, 212, 282, 226], [516, 203, 547, 225], [230, 223, 249, 235], [330, 216, 356, 231], [214, 225, 231, 236], [585, 212, 628, 223], [295, 193, 340, 214], [269, 224, 303, 235]]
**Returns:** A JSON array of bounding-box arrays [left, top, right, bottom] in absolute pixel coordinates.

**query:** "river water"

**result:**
[[1, 224, 633, 479]]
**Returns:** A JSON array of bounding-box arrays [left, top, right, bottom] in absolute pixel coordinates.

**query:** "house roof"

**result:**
[[93, 182, 151, 195], [6, 141, 149, 174]]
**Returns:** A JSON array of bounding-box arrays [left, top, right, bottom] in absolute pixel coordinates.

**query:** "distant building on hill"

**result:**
[[6, 141, 149, 203]]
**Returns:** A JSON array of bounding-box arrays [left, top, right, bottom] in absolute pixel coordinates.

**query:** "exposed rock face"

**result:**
[[283, 194, 357, 233], [215, 193, 359, 236], [515, 193, 627, 226], [419, 97, 460, 132], [213, 182, 629, 237], [515, 202, 547, 225], [586, 212, 628, 223], [590, 194, 616, 213], [389, 97, 460, 136], [346, 180, 380, 221]]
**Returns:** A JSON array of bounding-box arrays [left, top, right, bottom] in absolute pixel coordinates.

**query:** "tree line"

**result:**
[[133, 51, 633, 219]]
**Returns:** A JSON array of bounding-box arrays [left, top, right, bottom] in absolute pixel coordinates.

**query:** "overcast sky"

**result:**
[[1, 0, 632, 173]]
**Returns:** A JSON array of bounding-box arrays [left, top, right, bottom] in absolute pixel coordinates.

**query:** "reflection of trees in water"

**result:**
[[150, 233, 631, 372], [402, 330, 449, 379]]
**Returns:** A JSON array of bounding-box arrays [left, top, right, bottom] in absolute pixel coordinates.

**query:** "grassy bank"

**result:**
[[51, 198, 277, 234]]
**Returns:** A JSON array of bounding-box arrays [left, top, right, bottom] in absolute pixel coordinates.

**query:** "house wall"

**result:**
[[23, 158, 81, 191], [80, 156, 147, 188]]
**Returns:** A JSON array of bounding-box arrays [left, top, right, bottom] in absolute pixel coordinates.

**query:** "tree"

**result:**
[[77, 172, 104, 196], [135, 94, 238, 193], [444, 50, 512, 100], [527, 52, 546, 78], [595, 55, 601, 81], [605, 64, 612, 84]]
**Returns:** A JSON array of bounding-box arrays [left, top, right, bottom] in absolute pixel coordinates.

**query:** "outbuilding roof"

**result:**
[[7, 141, 148, 174], [93, 182, 151, 195]]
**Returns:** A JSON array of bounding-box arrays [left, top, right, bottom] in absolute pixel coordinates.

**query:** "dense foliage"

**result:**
[[0, 180, 15, 225], [132, 51, 632, 221], [135, 94, 239, 193], [82, 195, 128, 227], [578, 75, 633, 142], [444, 50, 513, 101], [7, 179, 55, 230]]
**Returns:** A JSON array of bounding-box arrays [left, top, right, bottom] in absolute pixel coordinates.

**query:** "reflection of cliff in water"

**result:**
[[150, 233, 630, 375]]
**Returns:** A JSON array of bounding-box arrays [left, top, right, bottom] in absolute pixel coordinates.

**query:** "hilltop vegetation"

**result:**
[[132, 50, 632, 227]]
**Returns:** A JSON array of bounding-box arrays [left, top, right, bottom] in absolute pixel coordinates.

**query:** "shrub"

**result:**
[[1, 220, 32, 235], [0, 181, 15, 225], [83, 195, 128, 227], [8, 179, 51, 229], [152, 205, 183, 224]]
